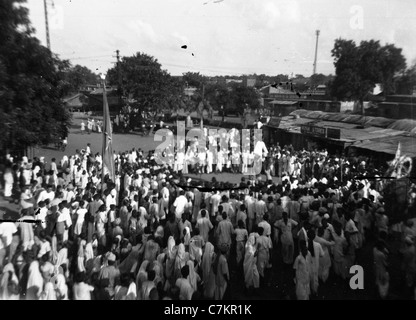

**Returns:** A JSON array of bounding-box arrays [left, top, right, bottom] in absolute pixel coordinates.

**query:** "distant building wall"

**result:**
[[377, 102, 416, 120]]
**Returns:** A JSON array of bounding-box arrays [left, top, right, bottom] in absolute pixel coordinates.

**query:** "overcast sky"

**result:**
[[24, 0, 416, 77]]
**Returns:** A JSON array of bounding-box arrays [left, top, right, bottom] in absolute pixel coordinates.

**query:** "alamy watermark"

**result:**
[[349, 265, 364, 290], [153, 121, 265, 175], [349, 5, 364, 30], [49, 5, 64, 30]]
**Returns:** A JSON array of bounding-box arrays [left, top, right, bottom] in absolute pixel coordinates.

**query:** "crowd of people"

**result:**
[[0, 136, 416, 301], [158, 126, 268, 175], [80, 118, 103, 135]]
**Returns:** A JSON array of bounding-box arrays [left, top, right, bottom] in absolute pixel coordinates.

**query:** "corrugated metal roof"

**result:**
[[340, 127, 405, 142], [289, 109, 414, 131], [388, 119, 416, 133], [269, 100, 298, 105], [276, 117, 315, 130], [353, 135, 416, 158], [275, 116, 406, 143]]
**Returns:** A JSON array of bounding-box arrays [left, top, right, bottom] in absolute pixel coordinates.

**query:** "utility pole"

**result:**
[[201, 83, 205, 129], [43, 0, 51, 50], [312, 30, 320, 76], [115, 50, 123, 111]]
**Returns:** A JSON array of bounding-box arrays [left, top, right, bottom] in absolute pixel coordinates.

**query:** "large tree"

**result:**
[[379, 44, 407, 96], [0, 0, 72, 155], [107, 52, 185, 133], [229, 83, 261, 110], [396, 62, 416, 95], [64, 64, 99, 93], [182, 72, 208, 89], [331, 38, 406, 113]]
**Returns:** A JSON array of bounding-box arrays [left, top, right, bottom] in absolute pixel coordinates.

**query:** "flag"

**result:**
[[385, 142, 402, 178], [102, 82, 115, 182], [394, 141, 401, 160]]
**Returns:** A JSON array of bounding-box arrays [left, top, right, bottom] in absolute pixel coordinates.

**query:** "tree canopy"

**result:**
[[330, 38, 406, 112], [0, 0, 72, 155], [182, 72, 207, 89], [396, 62, 416, 95], [107, 52, 184, 115], [181, 74, 261, 113], [64, 64, 99, 94]]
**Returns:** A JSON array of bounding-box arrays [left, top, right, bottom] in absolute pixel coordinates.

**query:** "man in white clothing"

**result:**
[[210, 191, 221, 217], [173, 190, 188, 220]]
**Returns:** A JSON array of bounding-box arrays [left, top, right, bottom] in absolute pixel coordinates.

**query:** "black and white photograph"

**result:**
[[0, 0, 416, 309]]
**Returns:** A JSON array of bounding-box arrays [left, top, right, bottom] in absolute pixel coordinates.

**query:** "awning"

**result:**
[[268, 100, 298, 105], [352, 135, 416, 158], [266, 117, 282, 128]]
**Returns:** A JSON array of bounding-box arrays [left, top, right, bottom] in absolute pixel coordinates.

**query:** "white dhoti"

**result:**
[[4, 181, 13, 197]]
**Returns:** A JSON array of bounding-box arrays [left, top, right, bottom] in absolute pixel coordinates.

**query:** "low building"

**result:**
[[365, 95, 416, 120], [268, 100, 298, 116], [226, 79, 243, 85], [83, 86, 121, 113], [244, 78, 257, 87], [263, 109, 416, 159], [63, 93, 87, 112]]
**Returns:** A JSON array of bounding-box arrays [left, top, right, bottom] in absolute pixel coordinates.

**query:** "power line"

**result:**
[[63, 55, 112, 60]]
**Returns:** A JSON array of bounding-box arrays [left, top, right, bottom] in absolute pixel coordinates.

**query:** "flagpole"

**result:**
[[101, 76, 106, 184], [101, 74, 115, 185]]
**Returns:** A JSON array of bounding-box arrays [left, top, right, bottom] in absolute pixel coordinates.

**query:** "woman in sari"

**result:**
[[136, 260, 149, 297], [189, 229, 204, 266], [174, 243, 189, 283], [201, 242, 216, 299], [164, 236, 177, 291], [26, 260, 44, 300], [243, 234, 260, 293], [153, 253, 166, 291], [187, 260, 200, 293], [0, 263, 20, 300], [213, 245, 229, 300]]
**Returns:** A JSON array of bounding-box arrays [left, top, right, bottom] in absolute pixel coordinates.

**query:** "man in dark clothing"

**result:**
[[164, 213, 180, 244]]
